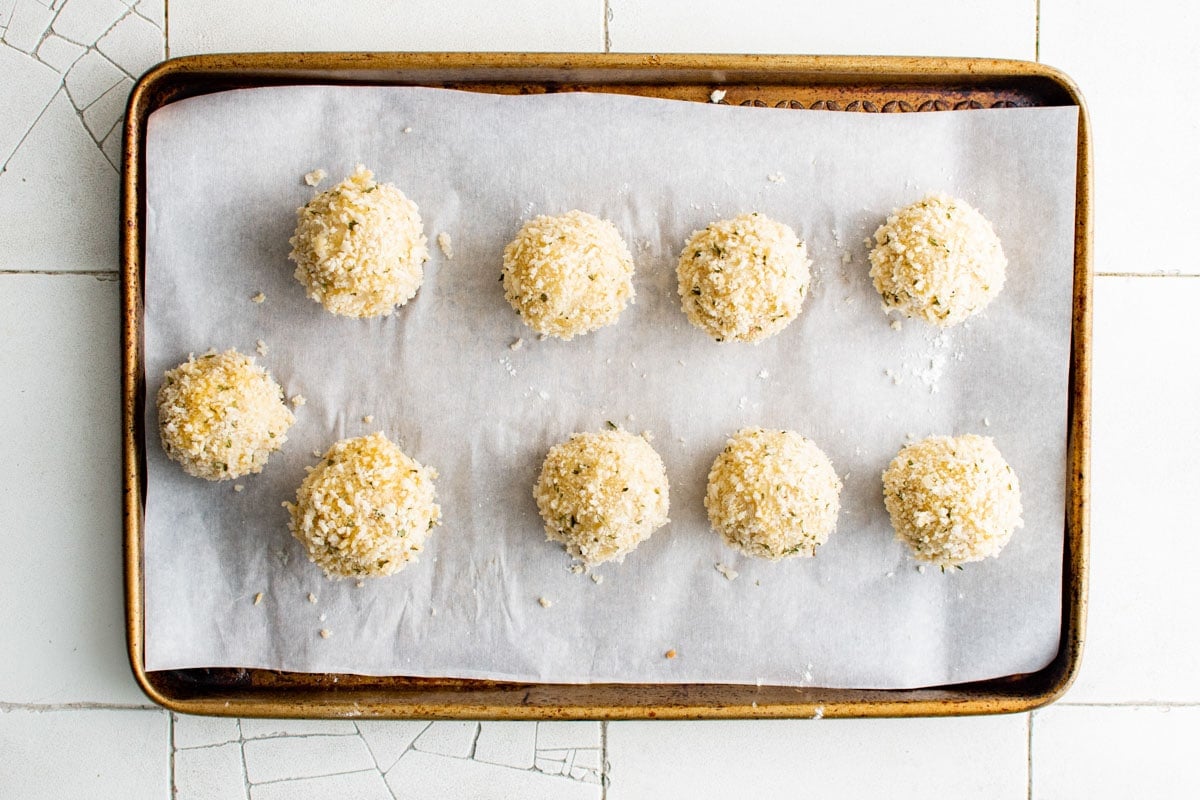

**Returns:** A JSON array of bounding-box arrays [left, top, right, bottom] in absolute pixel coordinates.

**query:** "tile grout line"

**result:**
[[602, 0, 611, 52], [1026, 711, 1034, 800], [169, 713, 177, 798], [1035, 0, 1041, 61], [601, 720, 609, 798]]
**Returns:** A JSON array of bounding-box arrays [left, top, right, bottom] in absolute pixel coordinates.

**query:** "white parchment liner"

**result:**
[[144, 86, 1078, 688]]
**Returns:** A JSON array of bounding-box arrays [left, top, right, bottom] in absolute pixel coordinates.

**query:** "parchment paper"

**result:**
[[143, 86, 1078, 688]]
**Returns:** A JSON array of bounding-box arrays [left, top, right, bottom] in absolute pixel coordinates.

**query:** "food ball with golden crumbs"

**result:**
[[157, 349, 294, 481], [869, 193, 1007, 327], [705, 427, 842, 559], [285, 433, 441, 579], [503, 210, 636, 340], [882, 434, 1023, 566], [534, 429, 670, 565], [677, 213, 811, 343], [289, 165, 429, 318]]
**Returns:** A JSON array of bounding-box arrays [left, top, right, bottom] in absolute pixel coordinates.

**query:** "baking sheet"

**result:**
[[143, 86, 1078, 688]]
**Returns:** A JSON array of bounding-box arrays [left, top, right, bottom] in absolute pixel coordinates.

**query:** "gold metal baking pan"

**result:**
[[121, 52, 1091, 719]]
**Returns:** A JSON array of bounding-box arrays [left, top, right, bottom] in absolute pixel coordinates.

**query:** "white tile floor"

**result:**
[[2, 1, 1199, 798]]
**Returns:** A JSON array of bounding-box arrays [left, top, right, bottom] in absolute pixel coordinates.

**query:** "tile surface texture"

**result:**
[[607, 0, 1035, 58], [0, 708, 169, 799], [1040, 0, 1200, 274], [4, 2, 1200, 799]]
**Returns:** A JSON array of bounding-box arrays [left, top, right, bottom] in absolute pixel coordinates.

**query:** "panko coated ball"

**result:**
[[157, 349, 294, 480], [502, 210, 635, 340], [868, 193, 1007, 327], [677, 213, 811, 343], [534, 429, 670, 565], [285, 433, 441, 580], [289, 165, 429, 318], [882, 434, 1023, 566], [705, 427, 842, 559]]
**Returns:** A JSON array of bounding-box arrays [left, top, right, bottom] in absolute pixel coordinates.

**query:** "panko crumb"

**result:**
[[436, 231, 454, 260], [568, 563, 585, 575], [251, 292, 266, 304], [538, 596, 553, 608], [233, 484, 245, 493], [767, 172, 786, 183], [290, 394, 306, 407], [591, 573, 604, 585], [362, 414, 374, 424], [509, 337, 524, 351], [307, 593, 317, 604], [715, 562, 739, 581], [319, 629, 332, 639], [709, 89, 726, 103], [355, 580, 365, 588], [665, 649, 677, 659], [757, 369, 770, 380], [890, 319, 903, 331], [256, 339, 268, 356], [303, 168, 327, 187], [252, 592, 263, 605], [403, 126, 413, 134]]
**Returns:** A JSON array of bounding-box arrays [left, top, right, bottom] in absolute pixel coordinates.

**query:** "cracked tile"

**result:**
[[412, 721, 478, 758], [251, 770, 393, 800], [36, 32, 85, 70], [81, 75, 130, 139], [133, 0, 160, 27], [64, 48, 123, 110], [387, 751, 601, 800], [0, 708, 169, 798], [95, 8, 159, 76], [536, 721, 601, 750], [243, 735, 375, 785], [474, 721, 536, 770], [174, 742, 248, 800], [355, 720, 429, 772], [100, 116, 120, 168], [4, 0, 55, 53], [0, 41, 58, 165], [0, 89, 119, 270], [238, 719, 358, 740], [173, 714, 242, 749], [52, 0, 128, 45]]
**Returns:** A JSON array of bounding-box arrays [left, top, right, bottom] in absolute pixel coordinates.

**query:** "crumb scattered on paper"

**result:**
[[709, 89, 726, 103], [812, 706, 825, 720], [984, 417, 991, 427], [538, 596, 552, 608], [290, 394, 306, 407], [319, 612, 327, 622], [757, 369, 769, 380], [568, 563, 585, 575], [233, 484, 244, 493], [767, 172, 786, 183], [319, 629, 331, 639], [591, 574, 604, 585], [303, 168, 326, 186], [891, 319, 903, 331], [509, 337, 524, 351], [251, 292, 266, 304], [355, 580, 365, 588], [256, 339, 268, 356], [436, 231, 454, 259], [665, 649, 677, 659], [402, 126, 413, 134], [307, 593, 317, 604], [362, 414, 373, 424], [253, 592, 263, 605], [715, 563, 739, 581]]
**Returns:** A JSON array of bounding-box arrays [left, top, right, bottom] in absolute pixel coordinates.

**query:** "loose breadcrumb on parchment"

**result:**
[[362, 415, 374, 424], [253, 592, 263, 605], [290, 395, 306, 407], [436, 232, 454, 260], [665, 649, 677, 659], [256, 339, 268, 356], [303, 168, 327, 187], [709, 89, 726, 103], [251, 292, 266, 304], [538, 596, 553, 608], [319, 629, 332, 639], [715, 563, 739, 581]]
